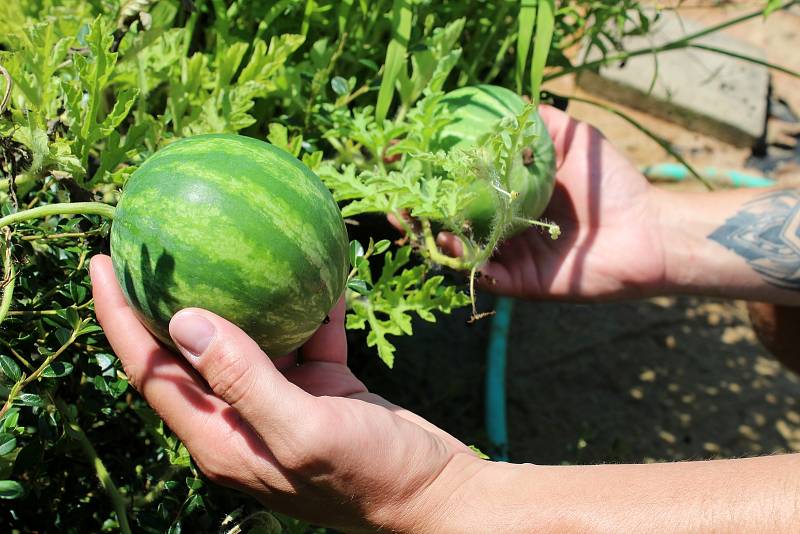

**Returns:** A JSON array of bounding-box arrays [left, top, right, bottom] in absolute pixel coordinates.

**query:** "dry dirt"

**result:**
[[355, 2, 800, 466]]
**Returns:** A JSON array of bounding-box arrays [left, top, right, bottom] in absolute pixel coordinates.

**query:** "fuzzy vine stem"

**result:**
[[0, 228, 14, 327], [0, 202, 116, 229], [54, 397, 132, 534], [420, 219, 466, 271]]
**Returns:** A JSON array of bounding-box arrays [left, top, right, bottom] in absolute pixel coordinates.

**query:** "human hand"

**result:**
[[438, 105, 668, 301], [89, 255, 482, 532]]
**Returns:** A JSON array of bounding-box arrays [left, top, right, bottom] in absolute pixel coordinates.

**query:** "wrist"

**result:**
[[650, 187, 799, 303], [398, 456, 572, 533], [381, 452, 489, 533]]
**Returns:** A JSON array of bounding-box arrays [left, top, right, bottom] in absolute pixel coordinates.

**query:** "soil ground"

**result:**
[[353, 1, 800, 467]]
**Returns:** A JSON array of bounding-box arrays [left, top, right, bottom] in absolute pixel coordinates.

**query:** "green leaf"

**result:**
[[68, 282, 87, 305], [93, 375, 109, 394], [764, 0, 782, 16], [185, 477, 204, 490], [239, 34, 305, 84], [0, 480, 23, 499], [42, 362, 74, 378], [16, 393, 44, 407], [108, 379, 128, 398], [77, 325, 103, 337], [396, 17, 464, 106], [267, 123, 303, 157], [348, 240, 364, 267], [375, 0, 413, 122], [337, 0, 355, 35], [347, 278, 370, 295], [516, 0, 536, 94], [346, 246, 469, 366], [0, 433, 16, 456], [331, 76, 349, 95], [468, 445, 490, 460], [373, 239, 391, 255], [529, 0, 554, 105], [184, 493, 205, 514], [0, 356, 21, 382], [0, 409, 20, 433], [54, 327, 73, 346], [99, 88, 139, 136]]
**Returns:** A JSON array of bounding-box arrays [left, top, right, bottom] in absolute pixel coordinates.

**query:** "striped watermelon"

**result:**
[[434, 84, 556, 239], [110, 134, 349, 357]]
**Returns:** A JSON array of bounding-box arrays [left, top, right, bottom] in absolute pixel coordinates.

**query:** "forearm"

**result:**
[[427, 454, 800, 533], [654, 187, 800, 305]]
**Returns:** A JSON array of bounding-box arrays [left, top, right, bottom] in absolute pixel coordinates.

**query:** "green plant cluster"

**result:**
[[0, 0, 791, 531]]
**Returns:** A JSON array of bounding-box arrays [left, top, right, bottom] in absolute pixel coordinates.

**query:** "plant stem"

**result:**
[[0, 202, 116, 229], [544, 1, 799, 82], [0, 321, 84, 419], [466, 265, 495, 323], [54, 397, 132, 534], [0, 229, 14, 327], [420, 219, 465, 270], [687, 43, 800, 79], [556, 92, 712, 191], [0, 338, 33, 370], [20, 229, 104, 241]]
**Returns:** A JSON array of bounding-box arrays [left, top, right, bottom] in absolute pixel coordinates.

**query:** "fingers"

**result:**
[[168, 308, 314, 445], [538, 105, 578, 169], [91, 255, 216, 415], [90, 256, 260, 464], [435, 232, 463, 259], [299, 297, 347, 364]]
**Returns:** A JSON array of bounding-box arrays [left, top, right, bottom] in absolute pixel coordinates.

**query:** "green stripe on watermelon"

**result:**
[[111, 134, 349, 357], [433, 84, 556, 240]]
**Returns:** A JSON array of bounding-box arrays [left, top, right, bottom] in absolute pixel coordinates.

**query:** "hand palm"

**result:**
[[478, 106, 666, 300], [91, 257, 471, 530]]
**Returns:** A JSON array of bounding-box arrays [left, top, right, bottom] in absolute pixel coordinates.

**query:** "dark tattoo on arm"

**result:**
[[708, 189, 800, 291]]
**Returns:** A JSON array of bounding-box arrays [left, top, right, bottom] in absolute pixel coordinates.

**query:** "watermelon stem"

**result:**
[[420, 219, 468, 271], [0, 202, 116, 229], [516, 217, 561, 240], [467, 264, 495, 324]]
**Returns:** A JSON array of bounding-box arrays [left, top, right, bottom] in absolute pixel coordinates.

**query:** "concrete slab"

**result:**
[[577, 10, 769, 147]]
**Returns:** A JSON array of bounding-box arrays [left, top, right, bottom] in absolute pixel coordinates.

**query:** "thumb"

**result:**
[[169, 308, 312, 439]]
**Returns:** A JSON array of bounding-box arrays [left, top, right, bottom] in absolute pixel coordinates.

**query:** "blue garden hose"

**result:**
[[642, 163, 776, 188], [485, 296, 513, 461]]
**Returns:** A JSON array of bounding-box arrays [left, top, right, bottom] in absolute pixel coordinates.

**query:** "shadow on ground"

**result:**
[[353, 295, 800, 465]]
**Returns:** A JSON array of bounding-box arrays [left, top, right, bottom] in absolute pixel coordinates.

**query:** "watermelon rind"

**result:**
[[434, 84, 556, 239], [110, 134, 349, 357]]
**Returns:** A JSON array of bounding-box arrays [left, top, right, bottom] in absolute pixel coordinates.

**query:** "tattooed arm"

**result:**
[[658, 188, 800, 305]]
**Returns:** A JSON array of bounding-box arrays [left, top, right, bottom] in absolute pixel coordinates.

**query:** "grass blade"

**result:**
[[689, 43, 800, 79], [529, 0, 554, 105], [516, 0, 536, 94], [301, 0, 316, 37], [338, 0, 355, 37], [375, 0, 412, 123], [545, 1, 799, 83], [553, 92, 713, 191]]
